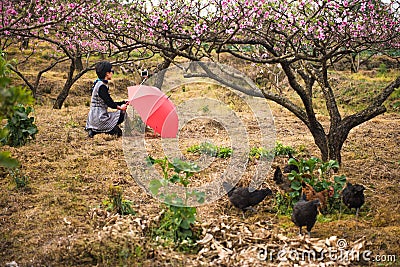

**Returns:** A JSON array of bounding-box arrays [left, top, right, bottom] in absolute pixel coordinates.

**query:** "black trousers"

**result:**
[[107, 110, 125, 137]]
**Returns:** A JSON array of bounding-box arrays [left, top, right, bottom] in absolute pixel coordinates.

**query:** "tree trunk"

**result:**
[[327, 126, 349, 164], [153, 53, 177, 89], [53, 61, 75, 109], [308, 125, 348, 164], [21, 38, 29, 49], [75, 57, 83, 72], [350, 53, 359, 73], [313, 133, 329, 162]]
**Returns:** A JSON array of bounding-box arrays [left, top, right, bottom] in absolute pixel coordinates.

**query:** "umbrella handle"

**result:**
[[140, 77, 147, 85]]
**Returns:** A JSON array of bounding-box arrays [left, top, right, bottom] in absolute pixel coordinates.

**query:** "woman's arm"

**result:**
[[98, 85, 127, 110]]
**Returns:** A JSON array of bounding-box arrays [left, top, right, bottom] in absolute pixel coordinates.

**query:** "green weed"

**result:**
[[147, 156, 203, 251], [187, 141, 232, 158], [9, 168, 29, 189], [102, 185, 136, 216], [65, 116, 79, 128], [249, 141, 295, 160]]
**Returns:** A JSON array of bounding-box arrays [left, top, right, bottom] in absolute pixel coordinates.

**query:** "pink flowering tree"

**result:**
[[2, 0, 399, 161], [114, 0, 400, 163], [0, 0, 148, 108], [0, 0, 91, 100]]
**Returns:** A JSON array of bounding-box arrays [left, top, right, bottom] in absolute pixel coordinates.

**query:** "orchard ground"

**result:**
[[0, 64, 399, 266]]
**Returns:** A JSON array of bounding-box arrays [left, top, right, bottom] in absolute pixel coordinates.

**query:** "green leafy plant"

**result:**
[[0, 51, 35, 168], [274, 141, 296, 156], [188, 141, 294, 161], [217, 147, 232, 158], [249, 146, 272, 160], [378, 63, 388, 76], [1, 105, 38, 147], [277, 157, 346, 215], [147, 156, 204, 250], [102, 185, 136, 216], [187, 141, 232, 159], [9, 168, 29, 189], [249, 141, 295, 160], [0, 151, 18, 169], [274, 192, 295, 215], [65, 116, 79, 128]]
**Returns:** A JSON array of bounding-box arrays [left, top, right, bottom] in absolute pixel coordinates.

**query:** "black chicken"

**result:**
[[283, 152, 299, 173], [222, 181, 273, 218], [341, 182, 365, 219], [273, 166, 284, 184], [273, 166, 291, 193], [291, 199, 320, 237]]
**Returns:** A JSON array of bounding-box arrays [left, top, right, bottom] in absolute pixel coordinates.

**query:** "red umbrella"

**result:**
[[127, 85, 178, 138]]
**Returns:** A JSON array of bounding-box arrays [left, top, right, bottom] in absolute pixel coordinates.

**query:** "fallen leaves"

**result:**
[[72, 208, 370, 266], [193, 217, 367, 266]]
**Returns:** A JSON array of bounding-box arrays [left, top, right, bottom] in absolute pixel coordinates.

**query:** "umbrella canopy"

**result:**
[[127, 85, 178, 138]]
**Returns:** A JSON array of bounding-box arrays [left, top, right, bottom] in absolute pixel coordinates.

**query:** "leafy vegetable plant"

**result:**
[[1, 105, 38, 147], [276, 156, 346, 215], [147, 156, 204, 250], [187, 141, 232, 158], [249, 141, 295, 160]]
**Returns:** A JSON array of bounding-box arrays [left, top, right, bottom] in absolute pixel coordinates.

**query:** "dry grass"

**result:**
[[0, 68, 399, 266]]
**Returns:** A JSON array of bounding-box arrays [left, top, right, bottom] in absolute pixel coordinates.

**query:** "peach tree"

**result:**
[[110, 0, 400, 163], [0, 0, 148, 108]]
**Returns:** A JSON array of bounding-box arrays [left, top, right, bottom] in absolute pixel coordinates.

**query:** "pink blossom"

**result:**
[[150, 15, 160, 26], [226, 28, 234, 34], [6, 8, 17, 16], [317, 28, 325, 40]]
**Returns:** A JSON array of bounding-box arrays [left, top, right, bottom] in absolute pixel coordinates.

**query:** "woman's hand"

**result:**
[[118, 104, 128, 111]]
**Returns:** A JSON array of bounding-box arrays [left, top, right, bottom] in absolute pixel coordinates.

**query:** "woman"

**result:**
[[85, 61, 128, 138]]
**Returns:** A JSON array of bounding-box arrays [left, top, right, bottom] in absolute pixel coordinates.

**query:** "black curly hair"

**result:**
[[95, 61, 113, 79]]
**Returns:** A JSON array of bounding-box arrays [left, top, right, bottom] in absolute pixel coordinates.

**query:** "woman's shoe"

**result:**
[[88, 129, 95, 138]]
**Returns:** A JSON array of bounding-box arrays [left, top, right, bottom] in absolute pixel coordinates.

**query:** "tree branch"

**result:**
[[341, 75, 400, 130]]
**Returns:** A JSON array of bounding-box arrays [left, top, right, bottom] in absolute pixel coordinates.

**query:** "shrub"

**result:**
[[1, 105, 38, 147], [274, 141, 296, 156], [378, 63, 388, 76], [275, 157, 347, 215], [0, 51, 36, 168]]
